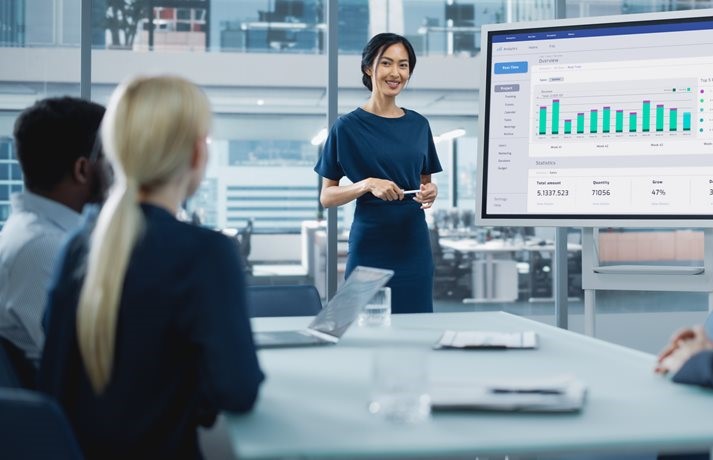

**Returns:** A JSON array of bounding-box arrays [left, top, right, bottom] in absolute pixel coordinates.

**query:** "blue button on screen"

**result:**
[[494, 61, 528, 74]]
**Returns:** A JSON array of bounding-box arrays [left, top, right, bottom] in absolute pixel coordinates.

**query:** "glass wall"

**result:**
[[87, 1, 328, 289], [2, 0, 712, 317], [0, 0, 82, 226]]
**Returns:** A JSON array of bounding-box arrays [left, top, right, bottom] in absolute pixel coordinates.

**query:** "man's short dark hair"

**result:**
[[13, 97, 105, 192]]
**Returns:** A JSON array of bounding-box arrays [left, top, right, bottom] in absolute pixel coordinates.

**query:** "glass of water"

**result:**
[[368, 349, 431, 423], [357, 287, 391, 327]]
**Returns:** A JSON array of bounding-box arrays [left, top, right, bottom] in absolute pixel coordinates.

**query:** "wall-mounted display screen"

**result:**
[[478, 10, 713, 227]]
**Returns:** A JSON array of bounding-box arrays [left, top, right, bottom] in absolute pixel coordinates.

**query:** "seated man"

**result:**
[[656, 315, 713, 386], [0, 97, 107, 370]]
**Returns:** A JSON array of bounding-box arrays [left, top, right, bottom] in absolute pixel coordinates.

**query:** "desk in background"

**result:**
[[227, 312, 713, 459], [440, 238, 583, 303], [416, 25, 480, 56], [239, 21, 326, 52]]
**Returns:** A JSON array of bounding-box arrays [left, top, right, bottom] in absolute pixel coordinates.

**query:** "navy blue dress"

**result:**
[[39, 204, 264, 460], [315, 107, 442, 314]]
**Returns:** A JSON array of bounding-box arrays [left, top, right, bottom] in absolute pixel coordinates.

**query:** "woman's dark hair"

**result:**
[[361, 33, 417, 91]]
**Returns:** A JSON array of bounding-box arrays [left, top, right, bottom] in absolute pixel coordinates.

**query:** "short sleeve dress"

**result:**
[[314, 107, 442, 314]]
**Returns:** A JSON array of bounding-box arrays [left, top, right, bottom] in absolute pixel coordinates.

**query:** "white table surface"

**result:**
[[226, 311, 713, 459]]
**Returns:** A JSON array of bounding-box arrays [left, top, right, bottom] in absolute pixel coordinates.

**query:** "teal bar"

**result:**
[[629, 112, 637, 132], [564, 120, 572, 134], [615, 110, 623, 132], [576, 113, 584, 134], [552, 100, 560, 134], [683, 112, 691, 131], [642, 101, 650, 132], [590, 110, 598, 133], [670, 108, 678, 131], [539, 107, 547, 135], [602, 107, 610, 133], [656, 105, 664, 131]]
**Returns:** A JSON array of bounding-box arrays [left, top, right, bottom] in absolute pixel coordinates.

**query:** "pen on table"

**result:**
[[490, 388, 564, 395], [402, 189, 421, 195]]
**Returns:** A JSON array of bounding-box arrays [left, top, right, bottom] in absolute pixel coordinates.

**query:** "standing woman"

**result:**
[[40, 76, 264, 459], [315, 33, 442, 314]]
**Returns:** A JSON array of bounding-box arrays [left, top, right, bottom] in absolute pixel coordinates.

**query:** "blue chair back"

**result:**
[[0, 387, 83, 459], [247, 284, 322, 317]]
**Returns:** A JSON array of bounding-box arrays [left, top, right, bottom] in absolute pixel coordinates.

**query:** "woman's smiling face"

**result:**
[[368, 42, 411, 98]]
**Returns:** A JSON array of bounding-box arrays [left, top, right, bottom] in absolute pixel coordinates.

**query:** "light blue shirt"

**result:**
[[0, 192, 81, 364]]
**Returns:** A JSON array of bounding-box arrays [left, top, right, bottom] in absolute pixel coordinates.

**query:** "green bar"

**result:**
[[590, 110, 598, 133], [642, 101, 650, 132], [656, 105, 664, 131], [615, 110, 623, 133], [539, 107, 547, 135], [576, 113, 584, 134], [564, 120, 571, 134], [602, 107, 610, 133], [629, 112, 637, 132], [683, 112, 691, 131], [551, 100, 560, 134], [670, 108, 677, 131]]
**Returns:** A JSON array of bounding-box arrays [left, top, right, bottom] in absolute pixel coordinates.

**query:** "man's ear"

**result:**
[[73, 157, 90, 185]]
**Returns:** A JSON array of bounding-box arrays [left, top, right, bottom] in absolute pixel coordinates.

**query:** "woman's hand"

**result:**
[[367, 178, 404, 201], [657, 327, 699, 365], [413, 182, 438, 209], [655, 325, 713, 375]]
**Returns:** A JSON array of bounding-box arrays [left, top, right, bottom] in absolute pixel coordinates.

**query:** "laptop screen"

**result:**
[[308, 266, 394, 338]]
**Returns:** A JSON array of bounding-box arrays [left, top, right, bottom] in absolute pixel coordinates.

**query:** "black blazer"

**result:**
[[39, 204, 264, 460]]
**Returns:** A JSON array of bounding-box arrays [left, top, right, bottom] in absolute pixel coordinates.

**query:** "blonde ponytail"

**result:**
[[77, 179, 142, 393]]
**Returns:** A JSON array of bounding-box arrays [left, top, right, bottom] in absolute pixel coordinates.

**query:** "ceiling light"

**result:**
[[256, 99, 265, 106], [434, 128, 466, 143], [311, 128, 328, 146]]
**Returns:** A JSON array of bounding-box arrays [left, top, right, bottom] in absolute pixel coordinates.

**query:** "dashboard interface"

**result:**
[[482, 16, 713, 222]]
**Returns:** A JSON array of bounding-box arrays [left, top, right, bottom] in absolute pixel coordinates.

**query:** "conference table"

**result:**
[[226, 312, 713, 459]]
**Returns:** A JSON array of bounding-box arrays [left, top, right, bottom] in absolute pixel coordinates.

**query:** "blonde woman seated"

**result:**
[[39, 76, 264, 459]]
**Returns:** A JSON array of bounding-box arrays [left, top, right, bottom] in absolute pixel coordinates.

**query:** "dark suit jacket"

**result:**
[[673, 350, 713, 388], [39, 204, 264, 460]]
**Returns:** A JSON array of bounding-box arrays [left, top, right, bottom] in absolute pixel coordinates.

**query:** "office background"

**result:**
[[1, 0, 712, 356]]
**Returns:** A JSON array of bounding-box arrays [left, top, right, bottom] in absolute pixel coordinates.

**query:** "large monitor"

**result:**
[[477, 9, 713, 227]]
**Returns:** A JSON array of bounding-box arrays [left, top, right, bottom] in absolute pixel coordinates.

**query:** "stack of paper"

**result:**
[[430, 375, 587, 412], [435, 330, 539, 349]]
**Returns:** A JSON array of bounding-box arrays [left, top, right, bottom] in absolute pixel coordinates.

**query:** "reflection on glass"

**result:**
[[0, 0, 81, 227]]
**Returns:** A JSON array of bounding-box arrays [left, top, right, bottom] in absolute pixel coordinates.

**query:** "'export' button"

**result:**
[[494, 61, 528, 74]]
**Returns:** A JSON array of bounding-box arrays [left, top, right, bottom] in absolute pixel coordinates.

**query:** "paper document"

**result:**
[[435, 330, 538, 349], [430, 375, 587, 412]]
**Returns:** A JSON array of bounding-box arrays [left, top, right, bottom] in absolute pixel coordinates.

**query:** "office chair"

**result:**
[[0, 387, 84, 459], [0, 337, 35, 389], [429, 226, 470, 299], [528, 250, 583, 299], [247, 284, 322, 318], [237, 219, 253, 276]]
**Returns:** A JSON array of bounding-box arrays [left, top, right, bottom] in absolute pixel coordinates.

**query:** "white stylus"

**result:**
[[403, 189, 421, 195]]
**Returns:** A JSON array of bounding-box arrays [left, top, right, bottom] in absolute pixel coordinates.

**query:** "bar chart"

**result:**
[[535, 87, 695, 137]]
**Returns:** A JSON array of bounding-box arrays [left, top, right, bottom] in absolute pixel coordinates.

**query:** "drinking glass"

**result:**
[[357, 287, 391, 327]]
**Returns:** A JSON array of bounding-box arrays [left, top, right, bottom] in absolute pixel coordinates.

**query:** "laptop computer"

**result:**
[[254, 266, 394, 349]]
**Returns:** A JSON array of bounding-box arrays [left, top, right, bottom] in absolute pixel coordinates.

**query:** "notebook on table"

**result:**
[[430, 375, 587, 413], [253, 266, 394, 349], [434, 330, 539, 349]]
